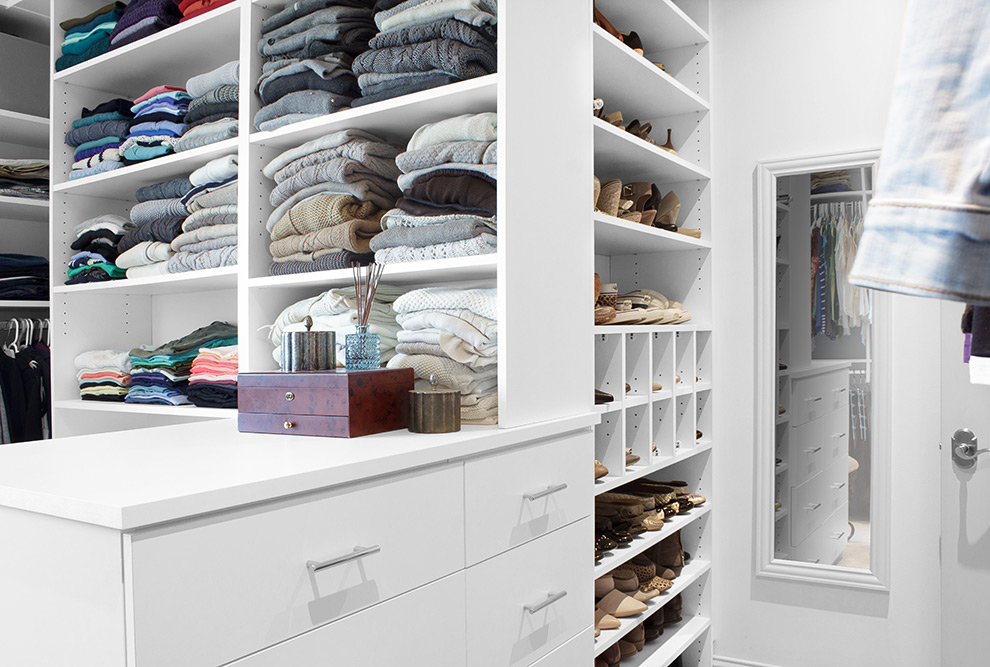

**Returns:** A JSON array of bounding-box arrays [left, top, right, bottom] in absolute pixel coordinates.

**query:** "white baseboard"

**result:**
[[714, 657, 786, 667]]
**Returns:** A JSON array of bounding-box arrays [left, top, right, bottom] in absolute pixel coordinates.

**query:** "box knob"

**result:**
[[284, 421, 295, 430], [285, 391, 295, 401]]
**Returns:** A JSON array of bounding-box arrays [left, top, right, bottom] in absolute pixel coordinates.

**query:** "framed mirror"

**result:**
[[754, 150, 891, 590]]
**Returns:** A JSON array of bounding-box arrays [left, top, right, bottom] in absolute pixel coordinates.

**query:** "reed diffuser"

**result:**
[[345, 262, 385, 369]]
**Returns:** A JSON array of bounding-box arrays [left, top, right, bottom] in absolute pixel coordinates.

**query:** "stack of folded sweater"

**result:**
[[0, 254, 49, 300], [0, 159, 49, 200], [56, 2, 127, 72], [65, 98, 135, 180], [74, 350, 131, 402], [810, 170, 853, 194], [352, 0, 497, 106], [387, 286, 497, 424], [108, 0, 182, 50], [253, 0, 376, 131], [262, 130, 401, 274], [187, 345, 238, 407], [67, 214, 132, 284], [177, 61, 240, 152], [372, 112, 496, 262], [126, 321, 237, 406], [168, 155, 238, 273], [120, 86, 192, 164], [179, 0, 235, 22], [116, 179, 189, 278], [269, 284, 404, 367]]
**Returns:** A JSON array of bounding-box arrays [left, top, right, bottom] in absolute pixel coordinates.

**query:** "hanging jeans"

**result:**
[[849, 0, 990, 304]]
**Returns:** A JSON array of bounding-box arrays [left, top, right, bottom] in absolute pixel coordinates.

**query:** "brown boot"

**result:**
[[649, 530, 684, 577]]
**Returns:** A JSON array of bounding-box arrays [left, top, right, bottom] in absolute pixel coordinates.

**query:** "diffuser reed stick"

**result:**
[[351, 262, 384, 327]]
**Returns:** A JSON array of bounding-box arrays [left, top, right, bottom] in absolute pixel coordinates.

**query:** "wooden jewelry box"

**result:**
[[237, 368, 415, 438]]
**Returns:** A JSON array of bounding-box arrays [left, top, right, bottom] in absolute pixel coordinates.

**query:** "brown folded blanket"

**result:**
[[270, 194, 382, 241]]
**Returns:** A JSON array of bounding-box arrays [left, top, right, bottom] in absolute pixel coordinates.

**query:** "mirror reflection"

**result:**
[[774, 165, 874, 569]]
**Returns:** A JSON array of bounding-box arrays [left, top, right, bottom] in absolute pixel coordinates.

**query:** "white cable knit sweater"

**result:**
[[393, 287, 496, 320]]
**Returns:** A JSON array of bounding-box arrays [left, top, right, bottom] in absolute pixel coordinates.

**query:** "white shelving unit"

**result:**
[[592, 2, 712, 664]]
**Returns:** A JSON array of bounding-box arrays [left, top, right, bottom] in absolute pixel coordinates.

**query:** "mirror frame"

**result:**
[[754, 150, 891, 591]]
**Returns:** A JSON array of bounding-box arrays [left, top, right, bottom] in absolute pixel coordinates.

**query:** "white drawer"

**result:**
[[791, 369, 848, 426], [825, 406, 850, 463], [466, 518, 592, 667], [789, 417, 826, 487], [126, 465, 465, 667], [228, 572, 466, 666], [465, 431, 592, 565], [790, 502, 849, 566], [790, 457, 847, 546], [529, 629, 593, 666]]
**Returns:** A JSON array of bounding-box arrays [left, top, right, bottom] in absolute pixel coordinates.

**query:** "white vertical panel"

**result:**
[[497, 0, 594, 427]]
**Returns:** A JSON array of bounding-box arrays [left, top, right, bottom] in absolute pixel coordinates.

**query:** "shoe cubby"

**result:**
[[675, 393, 696, 449], [596, 332, 625, 404], [695, 330, 712, 389], [626, 332, 651, 396], [696, 390, 712, 444], [653, 397, 676, 459], [596, 411, 626, 483], [626, 406, 652, 467], [675, 331, 695, 392], [653, 331, 675, 396]]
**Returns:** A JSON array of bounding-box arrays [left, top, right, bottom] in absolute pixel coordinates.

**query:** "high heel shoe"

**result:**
[[596, 179, 622, 216], [623, 182, 659, 226], [622, 31, 644, 54], [655, 191, 681, 231], [659, 128, 677, 155], [593, 5, 622, 40], [626, 119, 655, 145]]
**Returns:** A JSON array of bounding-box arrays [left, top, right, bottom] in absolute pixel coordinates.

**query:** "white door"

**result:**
[[941, 300, 990, 664]]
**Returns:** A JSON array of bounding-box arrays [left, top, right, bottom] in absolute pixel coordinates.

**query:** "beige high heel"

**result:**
[[596, 179, 622, 216], [654, 191, 681, 231], [660, 129, 677, 155]]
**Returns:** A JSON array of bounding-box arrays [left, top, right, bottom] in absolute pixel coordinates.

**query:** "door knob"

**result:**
[[952, 428, 988, 470]]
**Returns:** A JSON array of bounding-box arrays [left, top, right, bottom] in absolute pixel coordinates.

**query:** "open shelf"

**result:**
[[595, 323, 711, 335], [775, 462, 789, 475], [595, 504, 711, 578], [0, 195, 48, 222], [53, 399, 236, 420], [0, 109, 49, 148], [53, 266, 237, 296], [53, 4, 240, 96], [250, 254, 496, 290], [594, 118, 711, 185], [594, 213, 710, 255], [620, 615, 712, 667], [594, 558, 711, 657], [595, 401, 623, 415], [593, 25, 709, 119], [595, 439, 712, 495], [54, 138, 238, 198], [595, 0, 709, 50], [776, 413, 790, 425], [775, 507, 789, 521], [250, 75, 497, 149], [809, 190, 871, 201], [0, 300, 49, 309]]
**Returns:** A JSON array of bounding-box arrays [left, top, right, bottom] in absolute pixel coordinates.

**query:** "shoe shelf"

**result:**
[[52, 138, 239, 197], [592, 26, 709, 119], [621, 615, 713, 667], [775, 507, 790, 521], [0, 300, 50, 309], [53, 399, 236, 420], [594, 558, 712, 657], [775, 413, 790, 425], [595, 504, 711, 579], [775, 462, 789, 475], [595, 0, 709, 51], [595, 439, 713, 496], [52, 3, 240, 95], [594, 119, 710, 185], [247, 255, 497, 290], [0, 109, 49, 149], [250, 75, 498, 149], [594, 324, 711, 334], [0, 196, 48, 222], [594, 213, 711, 255], [52, 266, 237, 296]]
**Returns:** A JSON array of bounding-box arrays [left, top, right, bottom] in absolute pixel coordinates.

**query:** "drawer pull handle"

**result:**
[[524, 590, 567, 614], [832, 482, 846, 490], [524, 483, 569, 501], [836, 388, 847, 393], [307, 545, 381, 572], [809, 558, 821, 564], [807, 397, 823, 403], [805, 503, 821, 511], [833, 432, 846, 439], [831, 531, 846, 540], [284, 421, 295, 430], [285, 391, 295, 401], [805, 446, 822, 454]]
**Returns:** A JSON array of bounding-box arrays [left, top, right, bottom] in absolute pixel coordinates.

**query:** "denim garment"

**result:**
[[849, 0, 990, 304]]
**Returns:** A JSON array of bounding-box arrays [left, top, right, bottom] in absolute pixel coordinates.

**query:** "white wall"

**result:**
[[710, 2, 941, 666]]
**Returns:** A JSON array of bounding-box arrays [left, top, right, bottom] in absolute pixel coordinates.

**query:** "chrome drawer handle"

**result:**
[[831, 531, 846, 540], [833, 432, 846, 439], [836, 388, 847, 393], [524, 590, 567, 614], [808, 397, 823, 403], [832, 482, 846, 490], [805, 446, 822, 454], [307, 545, 381, 572], [805, 503, 821, 510], [524, 483, 568, 501]]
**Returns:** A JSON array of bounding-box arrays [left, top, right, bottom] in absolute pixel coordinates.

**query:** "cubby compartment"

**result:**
[[695, 389, 711, 444], [595, 333, 625, 403], [596, 411, 625, 481], [625, 406, 651, 467], [652, 331, 675, 396], [675, 393, 696, 450], [625, 333, 651, 396], [675, 331, 695, 393], [695, 329, 711, 388], [653, 397, 676, 459]]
